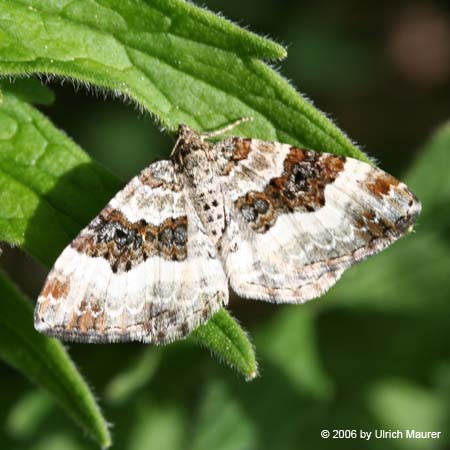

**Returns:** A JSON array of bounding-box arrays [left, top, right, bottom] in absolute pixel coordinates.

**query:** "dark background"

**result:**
[[1, 1, 449, 449]]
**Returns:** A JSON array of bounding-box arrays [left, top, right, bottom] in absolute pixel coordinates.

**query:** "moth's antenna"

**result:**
[[201, 117, 254, 139], [170, 134, 183, 157]]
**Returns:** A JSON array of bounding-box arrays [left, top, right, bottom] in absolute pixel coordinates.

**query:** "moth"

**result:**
[[35, 118, 421, 343]]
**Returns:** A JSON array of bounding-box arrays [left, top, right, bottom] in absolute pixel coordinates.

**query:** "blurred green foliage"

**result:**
[[1, 0, 450, 449]]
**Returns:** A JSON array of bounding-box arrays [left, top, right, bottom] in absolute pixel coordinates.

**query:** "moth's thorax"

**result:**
[[175, 127, 225, 245]]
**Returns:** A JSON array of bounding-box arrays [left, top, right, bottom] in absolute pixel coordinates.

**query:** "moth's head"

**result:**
[[177, 124, 198, 140], [173, 124, 209, 160]]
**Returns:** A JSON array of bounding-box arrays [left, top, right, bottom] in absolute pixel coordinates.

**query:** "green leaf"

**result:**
[[0, 0, 367, 162], [0, 272, 111, 448], [192, 309, 258, 380], [0, 89, 121, 267], [0, 87, 256, 379]]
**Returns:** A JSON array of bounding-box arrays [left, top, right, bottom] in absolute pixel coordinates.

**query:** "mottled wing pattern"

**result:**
[[216, 138, 421, 303], [35, 160, 228, 343]]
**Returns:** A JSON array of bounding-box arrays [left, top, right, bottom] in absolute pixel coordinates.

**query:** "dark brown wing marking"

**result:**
[[71, 208, 188, 272], [234, 148, 345, 233]]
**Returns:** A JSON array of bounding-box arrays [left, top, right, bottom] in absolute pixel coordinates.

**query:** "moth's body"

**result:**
[[178, 128, 226, 246], [35, 123, 421, 344]]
